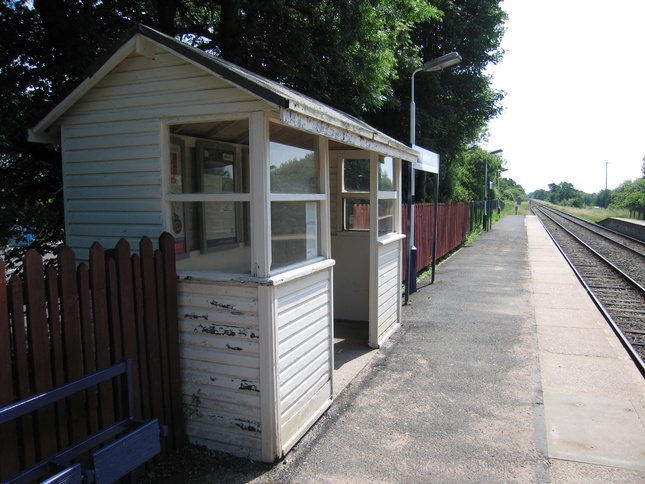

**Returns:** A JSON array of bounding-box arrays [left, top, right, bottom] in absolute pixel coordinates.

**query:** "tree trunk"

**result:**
[[220, 0, 241, 61]]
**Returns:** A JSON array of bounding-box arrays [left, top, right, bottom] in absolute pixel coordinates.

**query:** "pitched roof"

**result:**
[[29, 25, 417, 161]]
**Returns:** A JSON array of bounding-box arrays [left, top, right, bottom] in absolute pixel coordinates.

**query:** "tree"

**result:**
[[446, 147, 504, 203], [500, 178, 527, 203], [530, 189, 548, 201], [611, 178, 645, 218], [596, 189, 612, 208]]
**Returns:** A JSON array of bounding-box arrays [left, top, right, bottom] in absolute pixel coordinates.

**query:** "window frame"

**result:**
[[163, 116, 252, 261], [268, 121, 327, 274], [338, 151, 371, 232], [376, 155, 398, 237]]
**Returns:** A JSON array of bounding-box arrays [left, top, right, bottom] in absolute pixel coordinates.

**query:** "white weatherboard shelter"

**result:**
[[29, 25, 419, 462]]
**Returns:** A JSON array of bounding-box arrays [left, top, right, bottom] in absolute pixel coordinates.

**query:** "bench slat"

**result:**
[[0, 362, 128, 424], [92, 420, 162, 484]]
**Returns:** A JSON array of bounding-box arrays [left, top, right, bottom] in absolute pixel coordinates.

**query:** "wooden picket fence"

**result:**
[[0, 233, 185, 480]]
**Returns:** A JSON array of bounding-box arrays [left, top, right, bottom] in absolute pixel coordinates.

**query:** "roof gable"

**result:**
[[29, 25, 415, 161]]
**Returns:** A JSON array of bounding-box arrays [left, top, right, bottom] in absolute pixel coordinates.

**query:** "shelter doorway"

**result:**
[[330, 151, 372, 347]]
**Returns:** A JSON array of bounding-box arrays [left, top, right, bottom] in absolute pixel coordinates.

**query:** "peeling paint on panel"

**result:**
[[185, 313, 209, 320], [194, 324, 260, 341], [234, 419, 260, 433], [197, 324, 236, 336], [209, 299, 237, 310], [236, 329, 259, 339], [226, 344, 243, 351], [239, 380, 259, 392]]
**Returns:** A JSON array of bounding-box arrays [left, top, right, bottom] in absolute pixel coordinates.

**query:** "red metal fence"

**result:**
[[0, 233, 184, 480], [345, 202, 469, 278], [403, 203, 470, 276]]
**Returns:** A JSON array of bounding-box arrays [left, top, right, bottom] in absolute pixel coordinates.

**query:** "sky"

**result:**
[[482, 0, 645, 195]]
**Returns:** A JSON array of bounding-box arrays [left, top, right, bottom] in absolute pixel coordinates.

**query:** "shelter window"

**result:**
[[377, 156, 396, 236], [341, 158, 370, 231], [269, 123, 323, 272], [166, 119, 251, 274]]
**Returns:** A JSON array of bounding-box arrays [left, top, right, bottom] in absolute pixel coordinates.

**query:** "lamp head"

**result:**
[[422, 52, 462, 72]]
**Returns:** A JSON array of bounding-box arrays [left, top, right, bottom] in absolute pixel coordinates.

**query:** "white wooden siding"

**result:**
[[177, 278, 263, 459], [59, 48, 270, 261], [274, 267, 333, 453], [375, 238, 402, 346], [61, 117, 162, 260]]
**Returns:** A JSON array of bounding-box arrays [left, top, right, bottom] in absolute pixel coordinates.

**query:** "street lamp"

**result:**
[[405, 52, 462, 303], [410, 52, 462, 145], [485, 149, 503, 231]]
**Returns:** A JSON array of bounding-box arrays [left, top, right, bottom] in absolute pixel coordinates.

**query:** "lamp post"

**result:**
[[410, 52, 462, 146], [485, 149, 503, 231], [405, 52, 461, 304]]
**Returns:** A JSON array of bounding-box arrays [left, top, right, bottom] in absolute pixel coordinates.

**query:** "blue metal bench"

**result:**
[[0, 360, 167, 484]]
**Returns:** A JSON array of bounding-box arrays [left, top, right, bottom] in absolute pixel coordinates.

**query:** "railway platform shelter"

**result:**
[[27, 24, 418, 462], [201, 214, 645, 483]]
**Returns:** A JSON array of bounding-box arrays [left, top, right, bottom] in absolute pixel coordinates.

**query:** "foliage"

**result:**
[[499, 178, 527, 204], [610, 178, 645, 218], [175, 0, 440, 116], [529, 182, 581, 207], [530, 189, 549, 201], [595, 189, 612, 209], [529, 175, 644, 219], [446, 147, 504, 203], [269, 152, 316, 193]]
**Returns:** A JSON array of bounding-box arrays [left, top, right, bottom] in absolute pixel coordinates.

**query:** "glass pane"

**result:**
[[197, 141, 236, 193], [344, 198, 370, 230], [343, 159, 370, 192], [200, 202, 238, 251], [176, 201, 252, 274], [169, 138, 185, 194], [271, 202, 319, 269], [270, 124, 318, 193], [378, 199, 394, 236], [170, 120, 249, 194], [170, 201, 189, 256], [378, 156, 395, 191]]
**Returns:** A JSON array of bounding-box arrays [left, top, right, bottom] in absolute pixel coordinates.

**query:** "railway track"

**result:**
[[531, 202, 645, 375]]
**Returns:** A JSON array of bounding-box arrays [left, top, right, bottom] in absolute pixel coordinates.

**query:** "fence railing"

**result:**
[[402, 203, 470, 277], [0, 233, 184, 480]]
